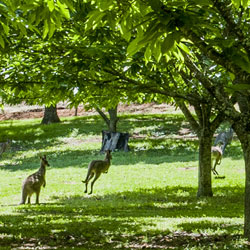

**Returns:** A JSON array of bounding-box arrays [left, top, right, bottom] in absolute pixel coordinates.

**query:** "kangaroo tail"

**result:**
[[20, 189, 27, 205]]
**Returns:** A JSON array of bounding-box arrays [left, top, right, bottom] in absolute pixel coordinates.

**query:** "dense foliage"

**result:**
[[1, 0, 250, 240]]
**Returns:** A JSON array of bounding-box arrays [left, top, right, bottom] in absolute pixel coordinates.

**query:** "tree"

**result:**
[[0, 9, 132, 150], [82, 0, 250, 239], [41, 105, 60, 124]]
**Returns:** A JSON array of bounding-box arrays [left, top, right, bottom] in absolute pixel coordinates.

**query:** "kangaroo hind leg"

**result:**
[[84, 172, 94, 193], [89, 172, 101, 195], [35, 189, 41, 204]]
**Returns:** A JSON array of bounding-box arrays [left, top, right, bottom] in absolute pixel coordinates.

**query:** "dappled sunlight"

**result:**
[[0, 113, 245, 249], [0, 184, 242, 249]]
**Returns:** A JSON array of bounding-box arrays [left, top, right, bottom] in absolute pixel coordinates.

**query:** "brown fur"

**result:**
[[211, 146, 223, 175], [20, 155, 50, 204], [0, 139, 11, 156], [82, 150, 112, 194]]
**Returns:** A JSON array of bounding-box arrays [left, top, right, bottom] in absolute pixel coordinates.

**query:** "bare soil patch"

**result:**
[[0, 103, 180, 121]]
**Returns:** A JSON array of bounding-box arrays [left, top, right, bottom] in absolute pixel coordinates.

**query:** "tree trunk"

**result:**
[[100, 130, 130, 152], [197, 130, 213, 197], [74, 105, 78, 116], [232, 124, 250, 239], [244, 142, 250, 240], [41, 105, 60, 124], [108, 107, 119, 133], [96, 106, 119, 132], [177, 101, 223, 197]]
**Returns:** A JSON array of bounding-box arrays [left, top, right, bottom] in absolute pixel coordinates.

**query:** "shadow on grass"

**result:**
[[0, 186, 245, 249], [54, 186, 244, 219], [0, 145, 199, 172]]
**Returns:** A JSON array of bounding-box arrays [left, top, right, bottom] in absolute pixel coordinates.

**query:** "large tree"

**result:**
[[82, 0, 250, 239]]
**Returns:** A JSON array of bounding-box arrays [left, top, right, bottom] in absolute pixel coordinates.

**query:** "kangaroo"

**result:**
[[20, 155, 50, 205], [82, 150, 112, 194], [211, 145, 223, 175], [0, 139, 11, 157]]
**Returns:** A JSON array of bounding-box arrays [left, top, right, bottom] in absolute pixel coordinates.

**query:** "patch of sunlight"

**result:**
[[142, 217, 243, 234]]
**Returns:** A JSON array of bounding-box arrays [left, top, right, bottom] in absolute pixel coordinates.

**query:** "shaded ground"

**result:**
[[0, 103, 180, 121]]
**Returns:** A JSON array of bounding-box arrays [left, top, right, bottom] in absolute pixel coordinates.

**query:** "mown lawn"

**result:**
[[0, 113, 246, 249]]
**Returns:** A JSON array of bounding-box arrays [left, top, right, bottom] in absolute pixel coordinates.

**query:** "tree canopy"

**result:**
[[1, 0, 250, 240]]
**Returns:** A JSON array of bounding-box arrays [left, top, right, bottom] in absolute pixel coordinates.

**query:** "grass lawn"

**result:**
[[0, 113, 246, 249]]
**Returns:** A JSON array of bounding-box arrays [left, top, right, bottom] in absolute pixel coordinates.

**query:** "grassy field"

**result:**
[[0, 113, 246, 249]]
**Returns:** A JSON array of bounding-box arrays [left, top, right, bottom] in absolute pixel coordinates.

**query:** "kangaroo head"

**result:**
[[106, 150, 112, 160], [40, 155, 50, 167]]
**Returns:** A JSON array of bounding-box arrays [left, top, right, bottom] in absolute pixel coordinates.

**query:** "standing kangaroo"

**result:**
[[20, 155, 50, 205], [211, 146, 223, 175], [0, 139, 11, 157], [82, 150, 112, 194]]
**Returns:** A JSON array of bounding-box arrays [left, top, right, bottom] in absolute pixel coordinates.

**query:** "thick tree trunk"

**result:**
[[177, 101, 223, 197], [100, 130, 130, 152], [197, 130, 213, 197], [233, 125, 250, 239], [41, 105, 60, 124]]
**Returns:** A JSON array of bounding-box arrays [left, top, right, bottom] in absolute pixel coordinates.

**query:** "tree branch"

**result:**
[[176, 100, 201, 135], [212, 0, 250, 56]]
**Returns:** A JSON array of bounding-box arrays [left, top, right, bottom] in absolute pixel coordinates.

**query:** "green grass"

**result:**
[[0, 114, 246, 249]]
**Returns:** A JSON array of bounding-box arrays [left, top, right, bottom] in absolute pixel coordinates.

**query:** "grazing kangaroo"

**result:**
[[211, 145, 223, 175], [82, 150, 112, 194], [20, 155, 50, 205], [0, 139, 11, 157]]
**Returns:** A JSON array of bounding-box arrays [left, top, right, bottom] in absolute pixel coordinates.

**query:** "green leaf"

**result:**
[[231, 53, 250, 73], [57, 0, 70, 19], [86, 10, 106, 31], [48, 0, 55, 12], [0, 35, 5, 48], [161, 33, 175, 54], [241, 0, 249, 8], [144, 45, 151, 64], [149, 0, 162, 11], [43, 20, 49, 39], [127, 36, 144, 56], [138, 21, 161, 46], [48, 22, 55, 39], [225, 83, 250, 94], [99, 0, 113, 11], [1, 22, 9, 35], [120, 18, 131, 42], [232, 0, 241, 8], [177, 42, 191, 55], [151, 39, 162, 62]]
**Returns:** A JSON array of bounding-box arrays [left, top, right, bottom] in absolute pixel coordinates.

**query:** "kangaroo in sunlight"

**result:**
[[211, 145, 223, 176], [82, 150, 112, 194], [20, 155, 50, 205]]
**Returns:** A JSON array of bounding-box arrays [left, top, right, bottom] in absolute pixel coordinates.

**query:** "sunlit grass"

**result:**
[[0, 114, 246, 249]]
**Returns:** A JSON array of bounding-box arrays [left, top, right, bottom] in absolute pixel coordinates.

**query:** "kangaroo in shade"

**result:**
[[212, 127, 234, 176], [82, 150, 112, 194], [0, 139, 11, 157], [20, 155, 50, 205]]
